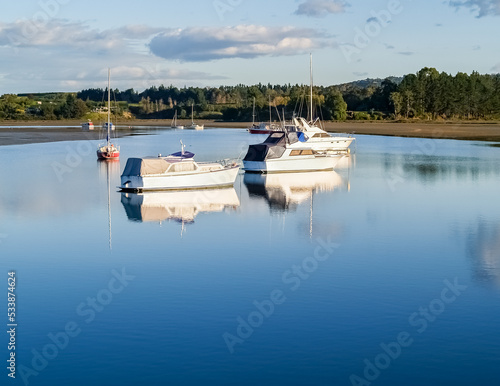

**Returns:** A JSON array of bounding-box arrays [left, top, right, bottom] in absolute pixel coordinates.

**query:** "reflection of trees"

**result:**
[[383, 153, 499, 183], [467, 220, 500, 287]]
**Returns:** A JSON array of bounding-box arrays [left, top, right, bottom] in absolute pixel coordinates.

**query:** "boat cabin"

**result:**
[[243, 131, 309, 162]]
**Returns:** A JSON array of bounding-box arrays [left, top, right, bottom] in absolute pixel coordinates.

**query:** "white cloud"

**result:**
[[449, 0, 500, 17], [149, 25, 332, 62], [294, 0, 349, 18], [0, 20, 160, 52], [0, 19, 229, 93], [491, 63, 500, 72]]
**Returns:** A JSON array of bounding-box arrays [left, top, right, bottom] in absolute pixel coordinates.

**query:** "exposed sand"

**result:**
[[1, 119, 500, 146]]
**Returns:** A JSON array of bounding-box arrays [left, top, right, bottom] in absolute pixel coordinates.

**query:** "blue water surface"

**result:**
[[1, 128, 499, 386]]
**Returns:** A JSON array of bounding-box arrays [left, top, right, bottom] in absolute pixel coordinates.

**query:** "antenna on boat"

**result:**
[[180, 140, 185, 155], [310, 53, 313, 122], [107, 68, 111, 148]]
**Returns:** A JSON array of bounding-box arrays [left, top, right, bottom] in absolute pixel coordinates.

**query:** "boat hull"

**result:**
[[97, 150, 120, 160], [120, 165, 239, 192], [248, 128, 273, 135], [307, 137, 354, 153], [243, 154, 343, 173]]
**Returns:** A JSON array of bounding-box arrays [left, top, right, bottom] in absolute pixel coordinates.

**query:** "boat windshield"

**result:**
[[264, 132, 285, 144]]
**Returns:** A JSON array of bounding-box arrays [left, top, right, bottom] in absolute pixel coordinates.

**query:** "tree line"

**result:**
[[2, 67, 499, 121]]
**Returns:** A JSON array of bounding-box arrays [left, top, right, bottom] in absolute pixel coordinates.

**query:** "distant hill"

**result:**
[[337, 76, 403, 90]]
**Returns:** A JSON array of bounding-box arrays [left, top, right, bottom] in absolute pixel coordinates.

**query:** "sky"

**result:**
[[0, 0, 499, 94]]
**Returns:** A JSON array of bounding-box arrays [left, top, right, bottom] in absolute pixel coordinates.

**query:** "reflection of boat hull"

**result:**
[[120, 165, 239, 192], [243, 154, 343, 173], [121, 188, 240, 222], [244, 170, 345, 210]]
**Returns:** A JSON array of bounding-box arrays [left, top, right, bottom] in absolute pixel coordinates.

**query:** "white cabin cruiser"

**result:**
[[120, 149, 239, 192], [243, 131, 343, 173], [292, 117, 354, 154]]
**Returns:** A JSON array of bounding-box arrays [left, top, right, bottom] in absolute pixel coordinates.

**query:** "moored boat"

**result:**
[[243, 131, 343, 173], [170, 110, 184, 130], [97, 69, 120, 160], [185, 104, 204, 130], [120, 147, 239, 192], [82, 120, 94, 130]]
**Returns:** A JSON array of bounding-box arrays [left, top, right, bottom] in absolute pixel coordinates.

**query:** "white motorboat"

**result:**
[[243, 131, 343, 173], [120, 147, 239, 192], [82, 119, 94, 131], [293, 117, 354, 154]]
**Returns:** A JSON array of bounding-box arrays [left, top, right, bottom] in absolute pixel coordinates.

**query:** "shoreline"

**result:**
[[1, 120, 500, 146]]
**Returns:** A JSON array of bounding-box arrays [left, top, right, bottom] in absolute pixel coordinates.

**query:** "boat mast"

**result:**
[[269, 96, 272, 126], [310, 53, 313, 122], [107, 68, 111, 147], [252, 97, 256, 125]]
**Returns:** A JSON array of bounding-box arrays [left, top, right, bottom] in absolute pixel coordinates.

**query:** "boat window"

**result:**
[[264, 133, 285, 144], [169, 162, 196, 173], [290, 150, 301, 156]]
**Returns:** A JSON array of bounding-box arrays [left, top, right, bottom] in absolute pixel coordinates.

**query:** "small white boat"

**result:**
[[243, 131, 343, 173], [120, 147, 239, 192], [170, 110, 184, 130], [185, 104, 204, 130], [82, 120, 94, 131], [102, 122, 115, 131]]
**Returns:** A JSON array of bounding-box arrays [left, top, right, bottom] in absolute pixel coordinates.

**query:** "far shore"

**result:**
[[1, 119, 500, 146]]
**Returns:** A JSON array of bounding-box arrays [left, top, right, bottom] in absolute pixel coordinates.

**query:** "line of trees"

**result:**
[[2, 67, 499, 121]]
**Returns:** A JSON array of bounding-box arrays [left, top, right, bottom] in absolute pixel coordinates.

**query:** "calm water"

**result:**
[[1, 128, 500, 386]]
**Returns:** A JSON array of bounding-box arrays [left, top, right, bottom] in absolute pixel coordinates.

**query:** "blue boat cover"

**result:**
[[170, 151, 195, 158]]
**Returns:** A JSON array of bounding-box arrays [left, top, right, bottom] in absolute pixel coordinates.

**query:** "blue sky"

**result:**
[[0, 0, 499, 94]]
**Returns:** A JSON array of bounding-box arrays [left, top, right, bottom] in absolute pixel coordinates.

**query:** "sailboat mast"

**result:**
[[252, 97, 256, 125], [310, 53, 313, 122], [107, 68, 111, 146], [269, 96, 272, 126]]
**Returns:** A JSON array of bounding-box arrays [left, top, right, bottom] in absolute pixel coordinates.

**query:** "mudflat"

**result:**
[[1, 120, 500, 146]]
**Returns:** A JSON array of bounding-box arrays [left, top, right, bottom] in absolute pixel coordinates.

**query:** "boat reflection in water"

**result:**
[[98, 159, 121, 250], [120, 188, 240, 226], [244, 170, 348, 212]]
